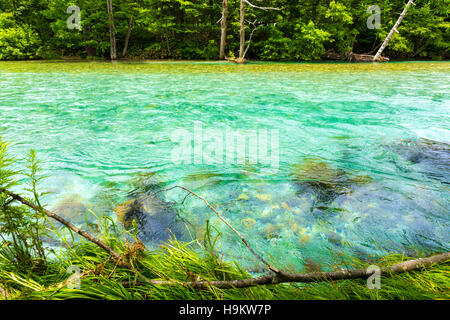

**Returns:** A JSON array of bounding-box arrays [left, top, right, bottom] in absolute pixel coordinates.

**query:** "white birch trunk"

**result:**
[[239, 0, 245, 60], [219, 0, 228, 60], [373, 0, 414, 61], [106, 0, 117, 60]]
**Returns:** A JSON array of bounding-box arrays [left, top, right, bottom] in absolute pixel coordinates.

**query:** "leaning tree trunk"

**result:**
[[106, 0, 117, 60], [373, 0, 414, 61], [219, 0, 228, 60], [238, 0, 245, 61], [122, 15, 133, 57]]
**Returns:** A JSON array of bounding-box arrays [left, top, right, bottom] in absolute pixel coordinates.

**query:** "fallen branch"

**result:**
[[322, 50, 389, 62], [2, 187, 448, 291], [0, 187, 151, 284], [122, 252, 450, 289], [243, 0, 281, 11], [155, 185, 281, 274], [151, 186, 449, 289]]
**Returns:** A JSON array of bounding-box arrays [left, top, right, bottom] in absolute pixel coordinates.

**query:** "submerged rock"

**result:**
[[292, 159, 346, 186], [323, 230, 344, 246], [114, 194, 186, 243], [291, 158, 372, 205], [389, 138, 449, 184], [52, 194, 91, 223], [183, 170, 225, 189], [241, 218, 257, 229], [237, 193, 250, 201], [255, 193, 272, 202], [263, 223, 282, 239]]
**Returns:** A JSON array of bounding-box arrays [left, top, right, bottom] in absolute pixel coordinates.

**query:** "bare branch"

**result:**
[[3, 186, 448, 291], [156, 185, 281, 274], [243, 26, 259, 59], [243, 0, 281, 11], [0, 187, 151, 284], [373, 0, 414, 61], [122, 252, 450, 289]]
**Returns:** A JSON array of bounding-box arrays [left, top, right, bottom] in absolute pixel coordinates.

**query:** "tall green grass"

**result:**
[[0, 137, 448, 300], [0, 214, 448, 300]]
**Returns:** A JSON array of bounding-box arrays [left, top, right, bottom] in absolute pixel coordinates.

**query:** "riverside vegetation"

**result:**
[[0, 137, 449, 300], [0, 0, 448, 61]]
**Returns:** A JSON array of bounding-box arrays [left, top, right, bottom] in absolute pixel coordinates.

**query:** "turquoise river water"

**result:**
[[0, 61, 449, 272]]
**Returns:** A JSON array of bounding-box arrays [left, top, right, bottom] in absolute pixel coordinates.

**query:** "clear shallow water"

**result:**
[[0, 61, 449, 272]]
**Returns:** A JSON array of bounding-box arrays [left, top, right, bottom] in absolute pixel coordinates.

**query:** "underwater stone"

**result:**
[[241, 218, 257, 229], [323, 230, 343, 245], [298, 233, 312, 245], [237, 193, 250, 201], [347, 174, 373, 185], [289, 222, 302, 234], [291, 158, 376, 208], [261, 208, 271, 218], [255, 193, 272, 202], [52, 194, 91, 223], [263, 223, 282, 239], [292, 159, 345, 186], [113, 194, 185, 243], [114, 199, 134, 223], [183, 171, 225, 189], [281, 202, 290, 210], [389, 138, 449, 184]]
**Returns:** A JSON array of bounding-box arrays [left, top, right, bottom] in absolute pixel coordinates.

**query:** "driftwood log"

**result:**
[[1, 186, 448, 290], [0, 187, 152, 285], [123, 252, 450, 289], [323, 50, 389, 62]]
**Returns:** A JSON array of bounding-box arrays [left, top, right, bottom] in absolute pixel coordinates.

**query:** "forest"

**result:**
[[0, 0, 448, 61]]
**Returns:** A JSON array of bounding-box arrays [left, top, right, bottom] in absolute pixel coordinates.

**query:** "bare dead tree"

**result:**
[[373, 0, 415, 61], [219, 0, 228, 60], [235, 0, 281, 63], [122, 15, 134, 58], [243, 20, 265, 59], [106, 0, 117, 60], [239, 0, 246, 62]]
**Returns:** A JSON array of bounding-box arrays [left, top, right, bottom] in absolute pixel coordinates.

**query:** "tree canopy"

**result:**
[[0, 0, 448, 61]]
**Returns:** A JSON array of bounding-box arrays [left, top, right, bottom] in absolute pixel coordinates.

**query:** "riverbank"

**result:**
[[0, 214, 448, 300], [1, 56, 448, 63]]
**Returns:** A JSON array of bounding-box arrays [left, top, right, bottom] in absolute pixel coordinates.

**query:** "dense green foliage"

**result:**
[[0, 0, 448, 61]]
